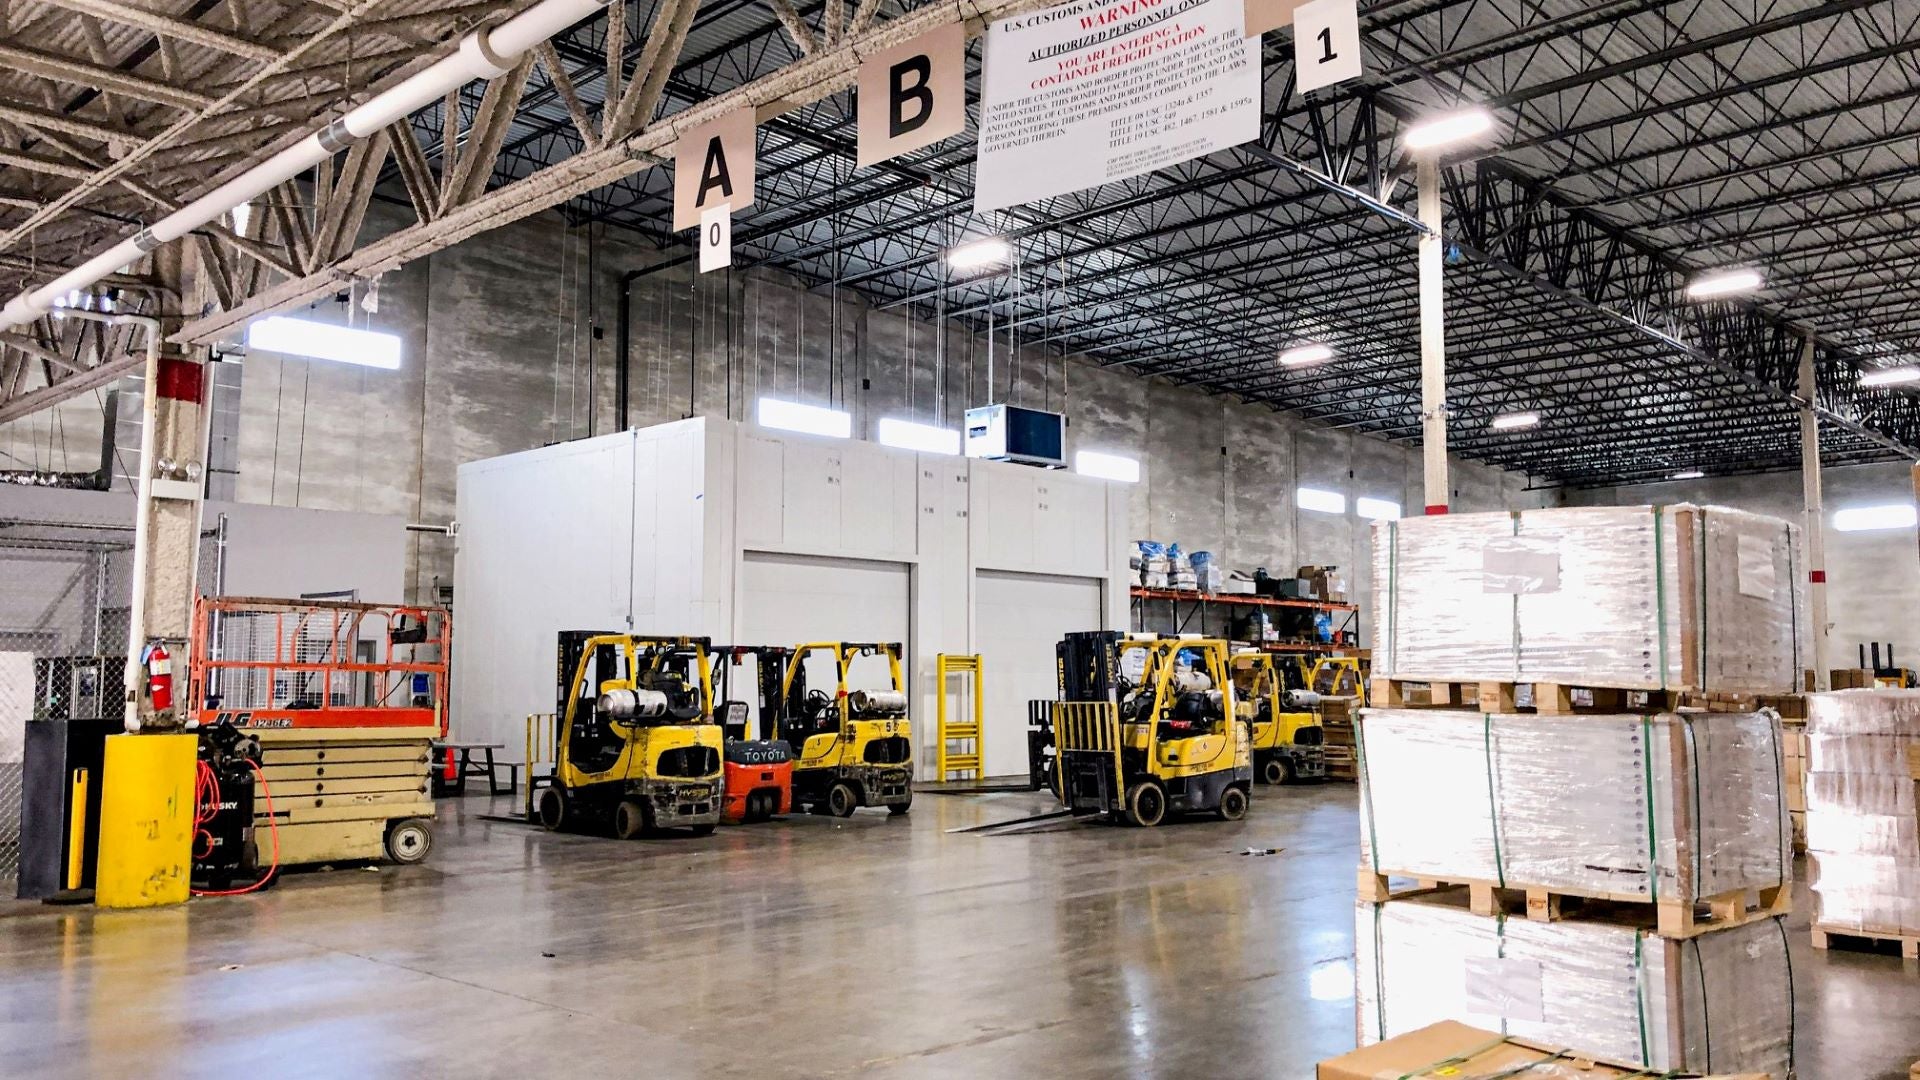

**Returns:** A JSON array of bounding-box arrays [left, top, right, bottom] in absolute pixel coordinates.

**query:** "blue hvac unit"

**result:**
[[964, 404, 1065, 468]]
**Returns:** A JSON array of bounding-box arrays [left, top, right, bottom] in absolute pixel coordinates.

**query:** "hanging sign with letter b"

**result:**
[[856, 22, 967, 169], [674, 107, 757, 231]]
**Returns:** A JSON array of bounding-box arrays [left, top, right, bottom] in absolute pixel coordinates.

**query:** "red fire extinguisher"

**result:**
[[143, 641, 174, 713]]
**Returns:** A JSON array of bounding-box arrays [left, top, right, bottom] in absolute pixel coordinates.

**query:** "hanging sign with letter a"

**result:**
[[674, 107, 757, 232], [856, 22, 967, 169]]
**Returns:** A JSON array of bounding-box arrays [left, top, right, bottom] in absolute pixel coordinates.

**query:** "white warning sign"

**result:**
[[973, 0, 1261, 214]]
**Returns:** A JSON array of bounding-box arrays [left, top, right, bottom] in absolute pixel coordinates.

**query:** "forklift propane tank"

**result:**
[[599, 688, 670, 719], [848, 689, 908, 715], [1283, 689, 1324, 708], [1171, 670, 1213, 694]]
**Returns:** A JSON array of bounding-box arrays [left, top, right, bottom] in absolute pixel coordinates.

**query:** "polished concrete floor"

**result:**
[[2, 785, 1915, 1078]]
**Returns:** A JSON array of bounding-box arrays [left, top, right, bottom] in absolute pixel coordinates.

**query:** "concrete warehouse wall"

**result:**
[[1563, 461, 1920, 671], [1, 204, 1542, 622]]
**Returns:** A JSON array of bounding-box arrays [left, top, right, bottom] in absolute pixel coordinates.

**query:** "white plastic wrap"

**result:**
[[1372, 505, 1806, 692], [1804, 688, 1920, 934], [1356, 894, 1794, 1077], [1357, 709, 1791, 904]]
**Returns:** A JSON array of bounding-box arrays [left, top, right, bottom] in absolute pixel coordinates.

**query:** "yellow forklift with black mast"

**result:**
[[1228, 650, 1326, 784], [1050, 631, 1252, 826], [775, 642, 914, 817], [532, 632, 723, 838]]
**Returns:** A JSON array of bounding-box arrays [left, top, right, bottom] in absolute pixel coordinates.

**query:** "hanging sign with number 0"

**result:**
[[1292, 0, 1362, 93], [699, 204, 732, 274]]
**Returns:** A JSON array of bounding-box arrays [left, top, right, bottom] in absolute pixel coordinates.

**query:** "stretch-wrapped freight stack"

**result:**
[[1803, 689, 1920, 956], [1354, 505, 1804, 1078]]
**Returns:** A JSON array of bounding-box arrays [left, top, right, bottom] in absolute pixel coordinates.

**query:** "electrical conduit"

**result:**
[[0, 0, 613, 333]]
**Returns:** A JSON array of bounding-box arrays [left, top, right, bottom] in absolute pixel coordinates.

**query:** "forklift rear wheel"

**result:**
[[1262, 757, 1289, 786], [828, 781, 860, 818], [888, 794, 912, 816], [1125, 781, 1167, 827], [537, 787, 571, 831], [385, 818, 434, 864], [1216, 785, 1249, 822], [688, 823, 716, 837], [614, 799, 652, 840]]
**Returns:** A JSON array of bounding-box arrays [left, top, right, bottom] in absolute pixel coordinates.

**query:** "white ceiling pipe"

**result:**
[[0, 0, 609, 333]]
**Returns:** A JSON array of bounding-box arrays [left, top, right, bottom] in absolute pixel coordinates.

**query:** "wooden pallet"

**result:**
[[1369, 677, 1803, 717], [1370, 678, 1688, 714], [1811, 923, 1920, 960], [1360, 867, 1791, 939]]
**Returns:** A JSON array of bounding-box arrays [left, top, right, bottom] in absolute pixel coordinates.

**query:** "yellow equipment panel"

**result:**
[[96, 734, 197, 909]]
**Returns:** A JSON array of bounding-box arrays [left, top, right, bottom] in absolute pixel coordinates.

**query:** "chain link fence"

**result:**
[[0, 503, 220, 895]]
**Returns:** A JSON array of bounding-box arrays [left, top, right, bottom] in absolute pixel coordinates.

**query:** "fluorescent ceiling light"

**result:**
[[1670, 469, 1705, 480], [231, 201, 253, 237], [245, 315, 402, 370], [1833, 503, 1917, 533], [1490, 410, 1540, 431], [1075, 450, 1140, 483], [1279, 343, 1334, 367], [876, 416, 959, 455], [757, 397, 851, 438], [1356, 496, 1401, 521], [1685, 268, 1763, 300], [1297, 486, 1345, 515], [1859, 366, 1920, 388], [946, 237, 1011, 270], [1404, 109, 1493, 151]]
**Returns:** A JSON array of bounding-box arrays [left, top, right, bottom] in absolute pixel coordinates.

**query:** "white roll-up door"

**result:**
[[974, 570, 1103, 777], [739, 553, 912, 730]]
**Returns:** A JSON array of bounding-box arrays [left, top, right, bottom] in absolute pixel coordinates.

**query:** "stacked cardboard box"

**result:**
[[1355, 899, 1793, 1075], [1320, 1021, 1773, 1080], [1783, 716, 1808, 853], [1804, 689, 1920, 949], [1371, 505, 1806, 693], [1354, 506, 1798, 1079], [1358, 708, 1790, 910]]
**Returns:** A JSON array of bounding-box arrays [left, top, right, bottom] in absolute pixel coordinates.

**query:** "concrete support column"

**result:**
[[123, 331, 210, 731], [1416, 156, 1448, 515], [1797, 336, 1830, 691]]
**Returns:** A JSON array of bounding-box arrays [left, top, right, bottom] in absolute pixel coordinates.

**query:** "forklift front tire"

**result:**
[[614, 799, 651, 840], [828, 781, 860, 818], [1125, 781, 1167, 828], [1262, 756, 1289, 786], [537, 786, 571, 832], [1216, 785, 1249, 822]]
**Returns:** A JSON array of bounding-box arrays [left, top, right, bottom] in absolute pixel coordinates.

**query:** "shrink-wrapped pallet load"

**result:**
[[1355, 893, 1794, 1078], [1804, 689, 1920, 939], [1371, 505, 1805, 693], [1356, 708, 1791, 911]]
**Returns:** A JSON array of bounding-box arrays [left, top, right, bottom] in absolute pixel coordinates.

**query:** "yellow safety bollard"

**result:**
[[95, 734, 197, 909]]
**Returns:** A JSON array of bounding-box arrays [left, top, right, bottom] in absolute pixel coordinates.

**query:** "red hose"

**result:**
[[190, 758, 281, 898]]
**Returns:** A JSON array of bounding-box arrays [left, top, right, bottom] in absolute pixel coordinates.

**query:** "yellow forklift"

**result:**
[[769, 642, 914, 817], [531, 632, 723, 838], [1229, 650, 1327, 785], [1050, 632, 1252, 826]]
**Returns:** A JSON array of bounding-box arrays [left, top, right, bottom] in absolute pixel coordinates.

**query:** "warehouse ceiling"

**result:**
[[1, 0, 1917, 485]]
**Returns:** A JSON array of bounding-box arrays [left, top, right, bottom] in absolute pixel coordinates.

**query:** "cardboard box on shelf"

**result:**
[[1318, 1021, 1770, 1080]]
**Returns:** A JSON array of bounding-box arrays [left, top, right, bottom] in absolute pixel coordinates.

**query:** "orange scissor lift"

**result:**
[[187, 597, 450, 867]]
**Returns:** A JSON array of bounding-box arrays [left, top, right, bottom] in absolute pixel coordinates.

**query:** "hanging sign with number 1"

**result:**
[[699, 204, 732, 274], [1293, 0, 1362, 93]]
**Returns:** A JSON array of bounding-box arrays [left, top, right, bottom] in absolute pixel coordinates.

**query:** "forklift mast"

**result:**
[[1056, 631, 1124, 702]]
